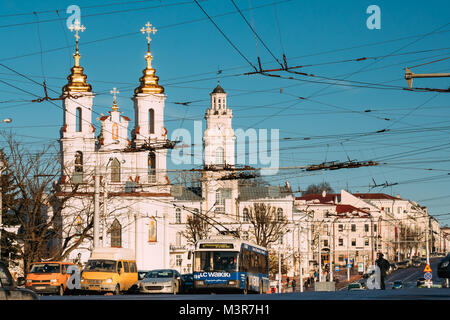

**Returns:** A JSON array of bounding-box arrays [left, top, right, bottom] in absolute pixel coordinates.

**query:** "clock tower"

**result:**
[[203, 84, 235, 168], [202, 84, 238, 218]]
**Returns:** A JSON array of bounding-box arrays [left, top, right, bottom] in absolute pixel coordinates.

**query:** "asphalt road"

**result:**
[[39, 257, 450, 300]]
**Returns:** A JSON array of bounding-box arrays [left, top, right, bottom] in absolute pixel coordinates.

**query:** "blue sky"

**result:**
[[0, 0, 449, 223]]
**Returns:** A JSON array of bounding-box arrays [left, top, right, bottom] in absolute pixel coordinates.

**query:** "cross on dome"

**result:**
[[110, 87, 120, 111], [69, 19, 86, 52], [140, 21, 157, 51]]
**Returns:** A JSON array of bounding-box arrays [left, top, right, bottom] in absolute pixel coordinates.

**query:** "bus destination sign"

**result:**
[[199, 243, 234, 249]]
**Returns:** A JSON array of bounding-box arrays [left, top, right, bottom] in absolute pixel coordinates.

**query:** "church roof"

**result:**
[[238, 185, 292, 201], [211, 84, 225, 94], [171, 186, 202, 201]]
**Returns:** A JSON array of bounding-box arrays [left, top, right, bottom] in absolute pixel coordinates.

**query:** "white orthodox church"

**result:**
[[58, 22, 295, 273]]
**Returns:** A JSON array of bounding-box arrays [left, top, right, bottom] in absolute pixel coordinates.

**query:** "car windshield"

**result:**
[[394, 281, 402, 285], [194, 251, 238, 272], [83, 260, 117, 272], [348, 284, 360, 288], [29, 263, 61, 274], [146, 270, 174, 278]]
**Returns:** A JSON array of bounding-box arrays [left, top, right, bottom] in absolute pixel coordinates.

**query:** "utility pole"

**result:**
[[102, 179, 108, 247], [94, 165, 100, 248], [347, 223, 350, 281], [425, 215, 430, 266], [278, 251, 282, 293], [329, 219, 335, 282], [297, 223, 303, 292], [318, 234, 322, 282]]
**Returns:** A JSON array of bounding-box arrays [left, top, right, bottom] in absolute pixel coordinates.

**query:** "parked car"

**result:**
[[396, 261, 408, 269], [437, 254, 450, 279], [421, 257, 427, 264], [179, 273, 194, 294], [411, 257, 421, 268], [390, 263, 398, 271], [0, 260, 38, 300], [347, 282, 364, 291], [140, 269, 181, 294], [25, 261, 79, 296], [417, 277, 426, 287], [392, 280, 403, 289]]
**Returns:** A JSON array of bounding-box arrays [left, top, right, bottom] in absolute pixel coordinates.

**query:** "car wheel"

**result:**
[[59, 285, 65, 296], [113, 284, 120, 295]]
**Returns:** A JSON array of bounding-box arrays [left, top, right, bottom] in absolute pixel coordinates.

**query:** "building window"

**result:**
[[148, 152, 156, 177], [110, 219, 122, 247], [338, 224, 343, 232], [365, 239, 369, 246], [278, 234, 283, 245], [323, 239, 329, 247], [242, 208, 249, 222], [338, 255, 344, 262], [110, 158, 121, 182], [277, 208, 284, 222], [351, 239, 356, 247], [73, 151, 83, 184], [351, 224, 356, 232], [397, 207, 402, 214], [149, 109, 155, 134], [339, 238, 343, 246], [76, 107, 82, 132], [386, 207, 390, 213], [75, 215, 82, 236], [242, 231, 249, 241], [175, 208, 181, 224], [176, 232, 182, 246], [215, 147, 224, 166], [374, 224, 377, 233], [364, 224, 369, 232], [176, 255, 182, 267], [324, 224, 328, 233]]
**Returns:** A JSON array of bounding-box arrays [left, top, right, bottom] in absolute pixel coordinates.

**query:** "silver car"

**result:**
[[139, 269, 181, 294]]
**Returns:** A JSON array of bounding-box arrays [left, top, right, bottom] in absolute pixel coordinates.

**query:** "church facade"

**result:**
[[58, 22, 297, 274]]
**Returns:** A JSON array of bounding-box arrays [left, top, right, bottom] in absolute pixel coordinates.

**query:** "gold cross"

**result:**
[[110, 87, 119, 102], [140, 21, 157, 49], [69, 19, 86, 51]]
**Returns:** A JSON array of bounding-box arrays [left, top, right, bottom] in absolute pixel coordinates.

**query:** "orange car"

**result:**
[[25, 261, 79, 296]]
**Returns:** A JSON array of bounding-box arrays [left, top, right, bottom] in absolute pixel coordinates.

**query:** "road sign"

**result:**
[[424, 272, 432, 281], [347, 264, 352, 268], [335, 266, 339, 272], [423, 264, 432, 272]]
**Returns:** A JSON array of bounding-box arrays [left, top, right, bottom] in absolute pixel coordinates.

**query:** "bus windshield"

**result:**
[[83, 259, 117, 272], [194, 251, 238, 272]]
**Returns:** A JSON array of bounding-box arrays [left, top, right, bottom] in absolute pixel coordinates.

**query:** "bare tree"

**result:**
[[302, 182, 334, 195], [0, 132, 96, 273], [245, 203, 288, 248], [268, 250, 288, 277], [181, 213, 212, 246]]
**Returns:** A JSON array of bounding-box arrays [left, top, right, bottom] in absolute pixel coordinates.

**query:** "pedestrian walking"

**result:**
[[375, 252, 390, 290], [291, 279, 296, 292]]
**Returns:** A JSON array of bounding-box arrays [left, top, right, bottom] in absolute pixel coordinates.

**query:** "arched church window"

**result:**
[[149, 109, 155, 134], [76, 107, 82, 132], [148, 152, 156, 182], [215, 147, 224, 166], [74, 151, 83, 173], [175, 208, 181, 224], [277, 208, 284, 221], [110, 219, 122, 247], [112, 123, 119, 140], [110, 158, 121, 182], [242, 208, 249, 222]]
